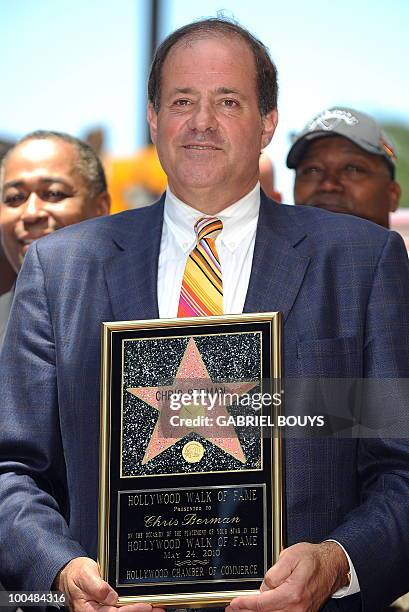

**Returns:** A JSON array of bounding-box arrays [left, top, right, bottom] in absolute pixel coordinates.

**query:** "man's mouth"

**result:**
[[183, 144, 221, 150], [312, 202, 344, 211]]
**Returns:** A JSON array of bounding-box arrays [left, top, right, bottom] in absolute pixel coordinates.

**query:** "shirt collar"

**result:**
[[164, 183, 261, 253]]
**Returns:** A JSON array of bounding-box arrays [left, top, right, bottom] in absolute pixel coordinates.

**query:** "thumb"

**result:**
[[75, 562, 118, 605], [261, 553, 296, 591]]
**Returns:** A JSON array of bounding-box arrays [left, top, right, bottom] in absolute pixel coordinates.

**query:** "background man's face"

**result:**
[[148, 35, 277, 209], [0, 138, 108, 272], [293, 136, 400, 227]]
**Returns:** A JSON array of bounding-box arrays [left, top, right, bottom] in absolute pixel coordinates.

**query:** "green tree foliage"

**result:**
[[382, 123, 409, 207]]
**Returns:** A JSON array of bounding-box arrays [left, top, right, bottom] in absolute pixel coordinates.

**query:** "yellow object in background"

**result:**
[[106, 145, 167, 214]]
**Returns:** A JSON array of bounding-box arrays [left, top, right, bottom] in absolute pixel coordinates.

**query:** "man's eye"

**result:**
[[3, 193, 26, 206], [345, 164, 367, 174], [222, 99, 239, 108], [43, 190, 68, 201], [298, 166, 323, 177], [173, 99, 190, 106]]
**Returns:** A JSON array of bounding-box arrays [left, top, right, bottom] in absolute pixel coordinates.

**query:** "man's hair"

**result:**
[[148, 17, 278, 116], [1, 130, 107, 197]]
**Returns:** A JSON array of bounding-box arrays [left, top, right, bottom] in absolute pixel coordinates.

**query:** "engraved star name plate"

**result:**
[[98, 314, 283, 607]]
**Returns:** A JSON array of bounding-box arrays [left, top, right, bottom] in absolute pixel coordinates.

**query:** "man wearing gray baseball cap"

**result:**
[[287, 107, 401, 227]]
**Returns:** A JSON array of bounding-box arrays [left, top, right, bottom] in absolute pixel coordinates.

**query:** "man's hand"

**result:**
[[226, 541, 350, 612], [55, 557, 166, 612]]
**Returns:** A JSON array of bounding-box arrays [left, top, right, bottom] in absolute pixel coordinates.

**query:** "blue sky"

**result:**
[[1, 0, 408, 201]]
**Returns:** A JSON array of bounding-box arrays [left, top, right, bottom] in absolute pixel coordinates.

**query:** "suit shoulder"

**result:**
[[34, 200, 164, 261], [259, 197, 406, 265], [279, 202, 393, 246]]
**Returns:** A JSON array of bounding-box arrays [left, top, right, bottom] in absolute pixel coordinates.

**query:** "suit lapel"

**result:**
[[104, 193, 310, 323], [104, 197, 165, 321], [244, 194, 310, 320]]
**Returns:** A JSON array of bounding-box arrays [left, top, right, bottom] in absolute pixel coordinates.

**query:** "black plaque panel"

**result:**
[[117, 484, 266, 587]]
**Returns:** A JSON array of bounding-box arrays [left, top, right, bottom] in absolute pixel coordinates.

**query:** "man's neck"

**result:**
[[168, 180, 259, 214]]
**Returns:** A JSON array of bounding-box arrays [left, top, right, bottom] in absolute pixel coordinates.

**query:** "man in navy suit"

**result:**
[[1, 18, 409, 612]]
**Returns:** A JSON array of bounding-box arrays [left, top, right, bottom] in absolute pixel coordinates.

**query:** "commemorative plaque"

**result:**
[[98, 313, 283, 606]]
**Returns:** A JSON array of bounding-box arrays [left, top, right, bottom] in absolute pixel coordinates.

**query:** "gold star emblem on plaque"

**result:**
[[127, 337, 258, 464]]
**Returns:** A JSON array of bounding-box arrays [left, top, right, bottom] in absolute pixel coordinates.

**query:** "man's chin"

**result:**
[[302, 201, 349, 215]]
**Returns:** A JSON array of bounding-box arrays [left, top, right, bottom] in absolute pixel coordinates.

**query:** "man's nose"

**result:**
[[318, 170, 344, 191], [20, 193, 47, 223], [187, 101, 218, 133]]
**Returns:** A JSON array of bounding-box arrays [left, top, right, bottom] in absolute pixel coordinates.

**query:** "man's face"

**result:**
[[294, 136, 400, 227], [148, 35, 277, 212], [0, 138, 109, 272]]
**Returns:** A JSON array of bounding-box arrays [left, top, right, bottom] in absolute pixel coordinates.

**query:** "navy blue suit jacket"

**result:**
[[1, 193, 409, 611]]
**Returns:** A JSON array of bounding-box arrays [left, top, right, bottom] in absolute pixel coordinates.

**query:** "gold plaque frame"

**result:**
[[98, 313, 283, 607]]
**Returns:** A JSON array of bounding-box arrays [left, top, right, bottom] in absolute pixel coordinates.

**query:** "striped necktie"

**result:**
[[177, 217, 223, 317]]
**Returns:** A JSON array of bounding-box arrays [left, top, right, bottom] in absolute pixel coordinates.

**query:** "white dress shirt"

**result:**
[[157, 184, 359, 598], [158, 183, 259, 318]]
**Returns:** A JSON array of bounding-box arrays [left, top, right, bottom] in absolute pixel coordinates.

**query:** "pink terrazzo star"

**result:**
[[127, 337, 258, 464]]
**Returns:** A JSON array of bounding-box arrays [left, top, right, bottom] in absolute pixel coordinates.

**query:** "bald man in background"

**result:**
[[0, 130, 110, 345]]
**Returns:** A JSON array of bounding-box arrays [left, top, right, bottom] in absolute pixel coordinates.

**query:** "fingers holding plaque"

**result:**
[[99, 314, 283, 607]]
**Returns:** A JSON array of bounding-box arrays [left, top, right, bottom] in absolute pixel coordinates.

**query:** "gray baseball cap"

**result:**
[[286, 107, 397, 176]]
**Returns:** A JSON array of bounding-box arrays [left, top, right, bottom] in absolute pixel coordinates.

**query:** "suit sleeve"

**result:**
[[327, 231, 409, 610], [0, 243, 87, 591]]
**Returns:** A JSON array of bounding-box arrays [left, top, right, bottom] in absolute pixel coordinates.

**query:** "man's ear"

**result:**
[[388, 181, 401, 213], [261, 109, 278, 149], [94, 191, 111, 216], [147, 102, 158, 145]]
